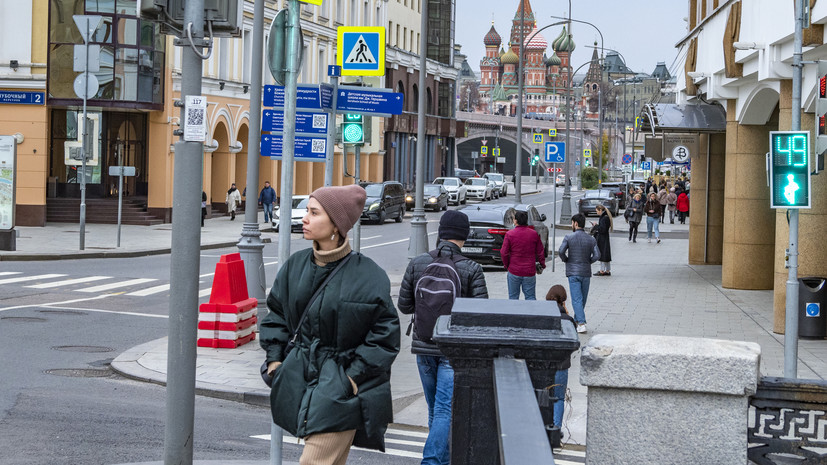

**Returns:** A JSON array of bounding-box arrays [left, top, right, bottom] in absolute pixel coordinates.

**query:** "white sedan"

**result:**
[[464, 177, 493, 201], [273, 195, 309, 232], [432, 177, 467, 205]]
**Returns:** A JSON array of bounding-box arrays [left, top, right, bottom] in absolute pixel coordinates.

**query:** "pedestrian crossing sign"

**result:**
[[493, 148, 500, 156], [533, 133, 543, 143], [337, 27, 385, 76], [481, 146, 488, 155], [583, 149, 591, 158], [549, 129, 557, 137]]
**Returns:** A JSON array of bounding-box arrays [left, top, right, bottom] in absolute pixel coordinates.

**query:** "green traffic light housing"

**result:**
[[342, 113, 364, 144], [769, 131, 811, 209]]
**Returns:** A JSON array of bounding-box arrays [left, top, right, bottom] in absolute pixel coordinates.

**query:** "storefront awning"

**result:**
[[639, 103, 726, 135]]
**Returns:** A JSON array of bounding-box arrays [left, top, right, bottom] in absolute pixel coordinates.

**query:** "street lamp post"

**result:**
[[407, 0, 429, 258], [559, 59, 597, 224]]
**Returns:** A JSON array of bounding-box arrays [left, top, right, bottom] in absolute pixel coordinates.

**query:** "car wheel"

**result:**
[[395, 206, 404, 222], [442, 202, 448, 211], [378, 208, 386, 224]]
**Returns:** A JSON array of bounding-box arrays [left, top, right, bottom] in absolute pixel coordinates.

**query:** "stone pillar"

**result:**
[[773, 102, 827, 332], [689, 133, 726, 265], [580, 334, 760, 465], [721, 99, 777, 289]]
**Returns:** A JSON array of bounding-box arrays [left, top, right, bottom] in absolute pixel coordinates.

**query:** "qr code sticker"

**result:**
[[312, 114, 327, 129], [186, 108, 204, 127], [311, 139, 326, 153]]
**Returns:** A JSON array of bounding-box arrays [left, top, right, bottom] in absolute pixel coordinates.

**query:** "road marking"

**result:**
[[43, 305, 168, 319], [198, 288, 213, 297], [126, 283, 170, 297], [0, 295, 111, 313], [76, 278, 158, 293], [360, 238, 408, 250], [0, 273, 66, 285], [0, 271, 22, 276], [359, 235, 382, 241], [26, 276, 111, 289], [250, 434, 422, 459]]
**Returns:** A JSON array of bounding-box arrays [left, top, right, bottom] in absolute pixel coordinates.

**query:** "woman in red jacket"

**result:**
[[676, 192, 690, 224], [501, 210, 545, 300]]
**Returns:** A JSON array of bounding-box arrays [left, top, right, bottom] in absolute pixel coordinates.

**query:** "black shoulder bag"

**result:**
[[260, 252, 354, 387]]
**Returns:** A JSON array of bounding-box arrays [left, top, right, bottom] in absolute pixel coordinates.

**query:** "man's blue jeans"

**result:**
[[416, 355, 454, 465], [552, 368, 568, 427], [507, 272, 536, 300], [567, 275, 590, 324], [262, 203, 273, 223]]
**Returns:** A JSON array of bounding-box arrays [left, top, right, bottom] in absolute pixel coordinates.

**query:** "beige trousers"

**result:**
[[299, 429, 357, 465]]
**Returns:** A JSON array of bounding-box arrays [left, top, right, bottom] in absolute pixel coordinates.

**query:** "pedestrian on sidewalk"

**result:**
[[260, 184, 401, 464], [657, 185, 669, 223], [258, 181, 278, 226], [625, 193, 644, 243], [625, 184, 636, 209], [398, 210, 488, 465], [225, 183, 242, 220], [591, 204, 612, 276], [644, 192, 662, 243], [201, 191, 207, 227], [667, 187, 678, 224], [558, 213, 600, 333], [676, 190, 690, 224], [501, 210, 545, 299], [545, 284, 575, 447]]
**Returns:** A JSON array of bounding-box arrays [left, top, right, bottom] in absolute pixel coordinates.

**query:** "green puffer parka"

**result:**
[[260, 248, 400, 451]]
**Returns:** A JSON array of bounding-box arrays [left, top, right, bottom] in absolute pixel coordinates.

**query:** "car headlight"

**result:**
[[369, 202, 380, 211], [405, 195, 413, 202], [428, 197, 437, 203]]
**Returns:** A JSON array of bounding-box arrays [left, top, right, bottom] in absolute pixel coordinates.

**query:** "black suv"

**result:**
[[361, 181, 406, 224]]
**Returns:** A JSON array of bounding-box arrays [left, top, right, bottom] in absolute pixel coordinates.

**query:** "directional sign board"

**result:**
[[545, 142, 565, 163], [336, 86, 403, 116], [261, 134, 327, 162], [264, 84, 334, 109], [337, 27, 385, 76], [549, 129, 557, 137], [0, 91, 44, 105], [262, 110, 328, 135], [533, 133, 543, 143], [622, 153, 633, 164]]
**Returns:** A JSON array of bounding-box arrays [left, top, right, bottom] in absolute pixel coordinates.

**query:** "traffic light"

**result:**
[[769, 131, 811, 209], [531, 153, 539, 166], [815, 60, 827, 172], [342, 113, 364, 144]]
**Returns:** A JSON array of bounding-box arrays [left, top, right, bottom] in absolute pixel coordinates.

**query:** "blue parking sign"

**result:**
[[641, 161, 651, 170], [545, 142, 565, 163]]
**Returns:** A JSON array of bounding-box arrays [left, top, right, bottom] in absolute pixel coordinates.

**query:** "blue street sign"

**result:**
[[545, 142, 566, 163], [641, 161, 652, 170], [806, 302, 821, 317], [264, 84, 333, 109], [0, 91, 45, 105], [260, 134, 327, 162], [338, 27, 385, 76], [262, 110, 328, 135], [575, 160, 580, 166], [328, 65, 341, 77], [622, 154, 633, 164], [336, 86, 403, 116]]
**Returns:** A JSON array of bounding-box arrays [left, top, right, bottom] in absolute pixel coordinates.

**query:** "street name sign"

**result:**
[[264, 84, 334, 110], [0, 91, 44, 105], [261, 134, 327, 162], [337, 27, 385, 76], [335, 86, 403, 116], [545, 142, 565, 163], [262, 110, 328, 135]]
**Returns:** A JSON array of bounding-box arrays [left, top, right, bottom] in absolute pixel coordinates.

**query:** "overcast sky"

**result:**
[[454, 0, 688, 77]]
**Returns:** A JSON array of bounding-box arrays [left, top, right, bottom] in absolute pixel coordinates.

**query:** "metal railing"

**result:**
[[493, 357, 556, 464]]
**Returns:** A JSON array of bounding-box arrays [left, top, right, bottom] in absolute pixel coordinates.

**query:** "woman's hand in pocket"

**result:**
[[267, 361, 282, 375]]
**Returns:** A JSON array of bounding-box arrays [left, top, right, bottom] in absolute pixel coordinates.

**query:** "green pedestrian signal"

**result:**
[[342, 113, 364, 144], [531, 154, 540, 166], [769, 131, 811, 209]]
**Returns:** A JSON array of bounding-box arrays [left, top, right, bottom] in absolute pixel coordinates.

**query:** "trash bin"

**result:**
[[799, 277, 827, 339]]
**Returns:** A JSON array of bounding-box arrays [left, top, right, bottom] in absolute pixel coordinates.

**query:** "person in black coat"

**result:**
[[591, 204, 612, 276]]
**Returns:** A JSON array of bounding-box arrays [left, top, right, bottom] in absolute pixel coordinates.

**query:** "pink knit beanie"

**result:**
[[309, 184, 366, 237]]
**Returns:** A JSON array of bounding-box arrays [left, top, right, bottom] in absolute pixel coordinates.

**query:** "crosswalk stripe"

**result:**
[[386, 428, 428, 438], [0, 271, 23, 277], [126, 283, 170, 297], [198, 288, 212, 297], [76, 278, 157, 293], [26, 276, 111, 289], [0, 274, 66, 285]]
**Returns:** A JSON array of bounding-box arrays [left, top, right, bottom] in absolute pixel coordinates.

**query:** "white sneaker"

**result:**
[[576, 324, 587, 333], [648, 238, 652, 243]]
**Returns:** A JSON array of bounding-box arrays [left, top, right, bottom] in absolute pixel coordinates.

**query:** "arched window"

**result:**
[[412, 84, 419, 112], [426, 87, 433, 114]]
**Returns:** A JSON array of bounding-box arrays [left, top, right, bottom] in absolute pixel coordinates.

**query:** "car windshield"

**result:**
[[424, 186, 441, 195], [434, 178, 458, 186], [363, 184, 383, 197], [485, 174, 503, 182], [293, 197, 309, 209], [466, 178, 486, 186], [584, 190, 611, 198]]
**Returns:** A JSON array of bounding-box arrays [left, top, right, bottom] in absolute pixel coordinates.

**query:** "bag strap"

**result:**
[[288, 252, 354, 346]]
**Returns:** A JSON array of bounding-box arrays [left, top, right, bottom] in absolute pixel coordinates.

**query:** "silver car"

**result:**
[[483, 173, 507, 196], [464, 177, 493, 201], [432, 177, 467, 205]]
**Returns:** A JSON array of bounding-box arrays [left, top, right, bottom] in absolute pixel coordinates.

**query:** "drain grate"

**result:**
[[45, 368, 112, 378], [38, 309, 87, 316], [51, 345, 114, 353], [1, 316, 47, 323]]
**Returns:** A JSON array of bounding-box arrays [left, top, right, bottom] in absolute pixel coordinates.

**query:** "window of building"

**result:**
[[412, 84, 419, 111], [388, 21, 393, 44], [48, 0, 165, 108], [321, 0, 330, 19], [318, 48, 326, 83], [426, 0, 454, 66], [403, 27, 407, 50], [337, 0, 344, 22], [396, 25, 401, 47], [219, 38, 230, 81], [243, 29, 252, 83], [350, 0, 358, 25]]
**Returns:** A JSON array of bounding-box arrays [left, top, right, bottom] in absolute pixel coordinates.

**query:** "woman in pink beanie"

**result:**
[[260, 184, 401, 465]]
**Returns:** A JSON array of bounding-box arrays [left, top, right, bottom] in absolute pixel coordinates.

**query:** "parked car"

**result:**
[[578, 189, 620, 217], [555, 174, 567, 187], [464, 177, 493, 201], [273, 195, 309, 232], [360, 181, 406, 224], [483, 172, 508, 196], [488, 180, 500, 199], [456, 203, 549, 265], [406, 184, 448, 211], [455, 168, 480, 182], [432, 176, 467, 205], [600, 181, 627, 207]]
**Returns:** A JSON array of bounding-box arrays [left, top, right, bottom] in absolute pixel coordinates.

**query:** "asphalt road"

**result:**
[[0, 186, 580, 464]]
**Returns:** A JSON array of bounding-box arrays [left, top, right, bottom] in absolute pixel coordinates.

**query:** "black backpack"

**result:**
[[410, 247, 464, 344]]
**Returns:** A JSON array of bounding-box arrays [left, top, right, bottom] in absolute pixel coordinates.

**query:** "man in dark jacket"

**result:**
[[500, 210, 545, 300], [558, 213, 600, 333], [398, 210, 488, 465], [258, 181, 278, 225]]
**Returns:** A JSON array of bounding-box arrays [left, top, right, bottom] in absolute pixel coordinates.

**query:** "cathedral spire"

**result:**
[[513, 0, 534, 21]]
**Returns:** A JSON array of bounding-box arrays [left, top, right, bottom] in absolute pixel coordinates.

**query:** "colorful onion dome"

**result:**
[[546, 51, 562, 66], [523, 26, 547, 50], [484, 24, 501, 47], [552, 27, 576, 53], [501, 48, 519, 65]]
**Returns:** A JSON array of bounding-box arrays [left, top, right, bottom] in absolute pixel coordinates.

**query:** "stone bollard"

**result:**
[[580, 335, 761, 465], [432, 298, 580, 465]]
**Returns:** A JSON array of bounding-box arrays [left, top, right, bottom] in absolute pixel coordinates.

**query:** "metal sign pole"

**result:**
[[353, 144, 361, 252], [116, 140, 123, 247], [552, 164, 557, 273], [79, 17, 90, 251], [325, 67, 340, 186]]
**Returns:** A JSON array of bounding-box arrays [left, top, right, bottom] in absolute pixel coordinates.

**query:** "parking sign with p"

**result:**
[[545, 142, 566, 163]]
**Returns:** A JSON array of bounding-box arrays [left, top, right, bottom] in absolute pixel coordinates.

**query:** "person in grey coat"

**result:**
[[558, 213, 600, 333], [625, 193, 644, 243]]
